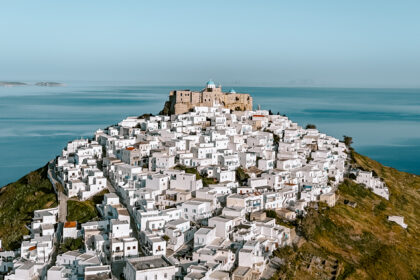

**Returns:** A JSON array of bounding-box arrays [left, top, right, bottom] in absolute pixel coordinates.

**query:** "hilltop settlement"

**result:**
[[1, 81, 399, 280]]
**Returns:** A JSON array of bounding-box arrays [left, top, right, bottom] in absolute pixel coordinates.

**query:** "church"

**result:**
[[160, 80, 253, 115]]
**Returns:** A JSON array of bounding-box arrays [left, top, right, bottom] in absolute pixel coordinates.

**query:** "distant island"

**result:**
[[0, 81, 65, 87], [0, 81, 28, 87], [35, 81, 65, 87]]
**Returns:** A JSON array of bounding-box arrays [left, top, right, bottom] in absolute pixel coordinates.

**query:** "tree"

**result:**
[[306, 124, 316, 129], [265, 209, 277, 218], [273, 134, 280, 145], [236, 167, 250, 184], [60, 237, 84, 253], [138, 113, 154, 119], [343, 135, 353, 147]]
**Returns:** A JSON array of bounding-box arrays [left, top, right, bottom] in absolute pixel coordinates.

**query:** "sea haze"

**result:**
[[0, 83, 419, 186]]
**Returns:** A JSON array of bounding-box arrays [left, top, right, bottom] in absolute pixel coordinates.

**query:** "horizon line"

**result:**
[[1, 80, 420, 90]]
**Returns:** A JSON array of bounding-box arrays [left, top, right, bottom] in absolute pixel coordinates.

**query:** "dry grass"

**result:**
[[272, 152, 420, 280]]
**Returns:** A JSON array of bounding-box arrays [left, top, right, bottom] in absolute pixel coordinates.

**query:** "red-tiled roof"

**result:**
[[64, 221, 77, 228]]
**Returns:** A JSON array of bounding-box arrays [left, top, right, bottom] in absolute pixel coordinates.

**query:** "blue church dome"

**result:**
[[206, 79, 216, 89], [229, 89, 236, 94]]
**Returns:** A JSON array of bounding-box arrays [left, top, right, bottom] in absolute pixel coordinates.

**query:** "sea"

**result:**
[[1, 82, 419, 187]]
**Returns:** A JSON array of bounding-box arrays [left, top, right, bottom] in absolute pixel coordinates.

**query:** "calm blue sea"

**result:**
[[1, 83, 419, 186]]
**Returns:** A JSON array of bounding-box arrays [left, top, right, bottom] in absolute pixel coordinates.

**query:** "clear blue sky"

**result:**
[[1, 0, 420, 87]]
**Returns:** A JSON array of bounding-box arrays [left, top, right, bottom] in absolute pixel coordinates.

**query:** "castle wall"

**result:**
[[163, 87, 253, 115]]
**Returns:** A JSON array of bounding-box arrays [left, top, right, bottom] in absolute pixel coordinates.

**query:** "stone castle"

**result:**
[[160, 80, 253, 115]]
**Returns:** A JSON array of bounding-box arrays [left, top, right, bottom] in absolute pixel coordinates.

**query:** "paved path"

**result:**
[[46, 160, 67, 268], [106, 179, 117, 194], [57, 192, 68, 223], [47, 161, 68, 222], [47, 222, 63, 268]]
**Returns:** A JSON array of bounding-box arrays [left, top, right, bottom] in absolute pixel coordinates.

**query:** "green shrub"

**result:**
[[338, 179, 371, 199], [60, 237, 84, 253], [236, 167, 249, 184], [0, 164, 58, 250], [67, 190, 108, 224], [374, 201, 387, 212]]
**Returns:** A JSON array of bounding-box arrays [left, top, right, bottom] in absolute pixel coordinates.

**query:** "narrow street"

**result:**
[[47, 161, 68, 223], [46, 160, 68, 268], [106, 179, 142, 249]]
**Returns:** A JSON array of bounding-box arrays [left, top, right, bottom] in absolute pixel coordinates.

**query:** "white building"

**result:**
[[63, 221, 78, 240], [180, 200, 212, 221], [124, 255, 178, 280], [194, 227, 216, 249]]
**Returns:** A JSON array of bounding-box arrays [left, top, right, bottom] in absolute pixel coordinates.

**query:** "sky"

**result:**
[[1, 0, 420, 87]]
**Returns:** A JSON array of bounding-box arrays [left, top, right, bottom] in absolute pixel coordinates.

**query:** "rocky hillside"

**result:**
[[271, 152, 420, 279], [0, 151, 419, 279], [0, 164, 58, 250], [0, 164, 108, 251]]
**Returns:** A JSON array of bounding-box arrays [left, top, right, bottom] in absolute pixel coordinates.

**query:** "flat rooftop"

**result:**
[[17, 262, 35, 271], [184, 200, 206, 206], [48, 266, 63, 271], [128, 255, 173, 271], [166, 218, 188, 226], [195, 227, 214, 235], [85, 273, 112, 280], [85, 265, 111, 272], [210, 270, 229, 279], [234, 266, 251, 276], [105, 193, 119, 198], [209, 216, 232, 222]]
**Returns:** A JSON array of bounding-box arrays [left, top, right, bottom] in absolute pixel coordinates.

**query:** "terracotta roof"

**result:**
[[253, 115, 266, 118], [29, 246, 37, 251], [64, 221, 77, 228], [126, 147, 135, 151]]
